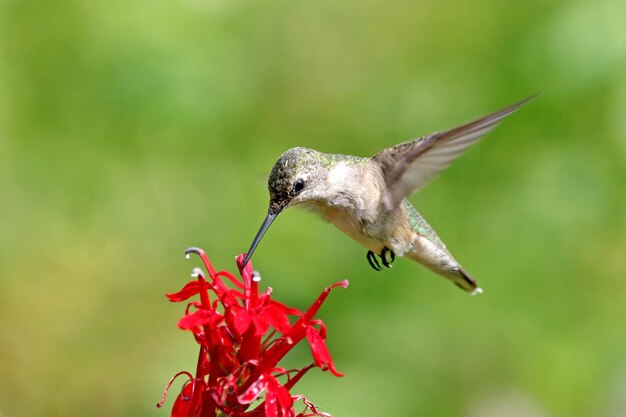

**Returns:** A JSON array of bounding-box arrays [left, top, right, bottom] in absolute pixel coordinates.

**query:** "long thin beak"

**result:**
[[242, 209, 279, 267]]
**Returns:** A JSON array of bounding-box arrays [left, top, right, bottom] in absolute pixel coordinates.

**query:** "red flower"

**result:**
[[158, 248, 348, 417]]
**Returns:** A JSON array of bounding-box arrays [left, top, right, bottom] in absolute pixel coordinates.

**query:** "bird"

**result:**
[[242, 96, 535, 294]]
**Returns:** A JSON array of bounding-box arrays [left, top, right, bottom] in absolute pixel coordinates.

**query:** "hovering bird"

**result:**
[[243, 96, 534, 294]]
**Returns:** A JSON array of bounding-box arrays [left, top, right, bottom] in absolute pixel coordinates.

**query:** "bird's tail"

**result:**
[[450, 268, 483, 295], [405, 242, 484, 295]]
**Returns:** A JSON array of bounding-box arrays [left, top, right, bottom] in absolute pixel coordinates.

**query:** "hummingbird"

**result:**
[[243, 96, 534, 294]]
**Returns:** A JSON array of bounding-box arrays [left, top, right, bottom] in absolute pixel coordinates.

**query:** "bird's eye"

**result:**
[[293, 178, 305, 194]]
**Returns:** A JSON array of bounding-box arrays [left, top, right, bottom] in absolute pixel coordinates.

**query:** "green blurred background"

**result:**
[[1, 0, 625, 416]]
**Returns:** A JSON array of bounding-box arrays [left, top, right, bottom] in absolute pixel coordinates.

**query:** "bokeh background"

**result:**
[[1, 0, 625, 416]]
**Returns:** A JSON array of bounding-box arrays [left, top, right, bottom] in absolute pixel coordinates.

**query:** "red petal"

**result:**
[[232, 309, 251, 335], [269, 299, 302, 317], [305, 326, 343, 377], [219, 289, 246, 311], [301, 280, 349, 322], [260, 376, 295, 417], [167, 281, 203, 302], [269, 378, 294, 417], [238, 373, 268, 404], [310, 320, 327, 340], [178, 309, 221, 331], [265, 388, 279, 417], [216, 270, 245, 289], [171, 379, 204, 417], [252, 314, 270, 337], [265, 304, 293, 334], [236, 253, 254, 283]]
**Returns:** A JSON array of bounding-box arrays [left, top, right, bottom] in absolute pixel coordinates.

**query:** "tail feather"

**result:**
[[405, 236, 483, 295], [452, 268, 483, 295]]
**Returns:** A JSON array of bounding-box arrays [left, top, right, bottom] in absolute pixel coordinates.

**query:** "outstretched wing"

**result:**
[[374, 95, 536, 211]]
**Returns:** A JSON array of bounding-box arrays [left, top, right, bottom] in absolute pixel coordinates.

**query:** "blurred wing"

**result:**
[[374, 95, 536, 211]]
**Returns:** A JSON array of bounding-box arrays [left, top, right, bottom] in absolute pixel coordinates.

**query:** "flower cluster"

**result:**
[[158, 248, 348, 417]]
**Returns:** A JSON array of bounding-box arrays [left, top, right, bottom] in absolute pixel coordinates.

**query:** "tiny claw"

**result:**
[[380, 247, 395, 268], [367, 251, 382, 271]]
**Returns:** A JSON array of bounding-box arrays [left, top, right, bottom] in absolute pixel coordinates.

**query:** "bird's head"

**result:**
[[267, 147, 331, 212], [243, 147, 331, 266]]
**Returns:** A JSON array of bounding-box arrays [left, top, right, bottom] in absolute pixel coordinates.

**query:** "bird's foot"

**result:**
[[366, 247, 396, 271], [367, 250, 382, 271], [380, 247, 395, 268]]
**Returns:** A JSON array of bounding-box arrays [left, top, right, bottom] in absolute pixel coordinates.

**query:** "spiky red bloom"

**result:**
[[157, 248, 348, 417]]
